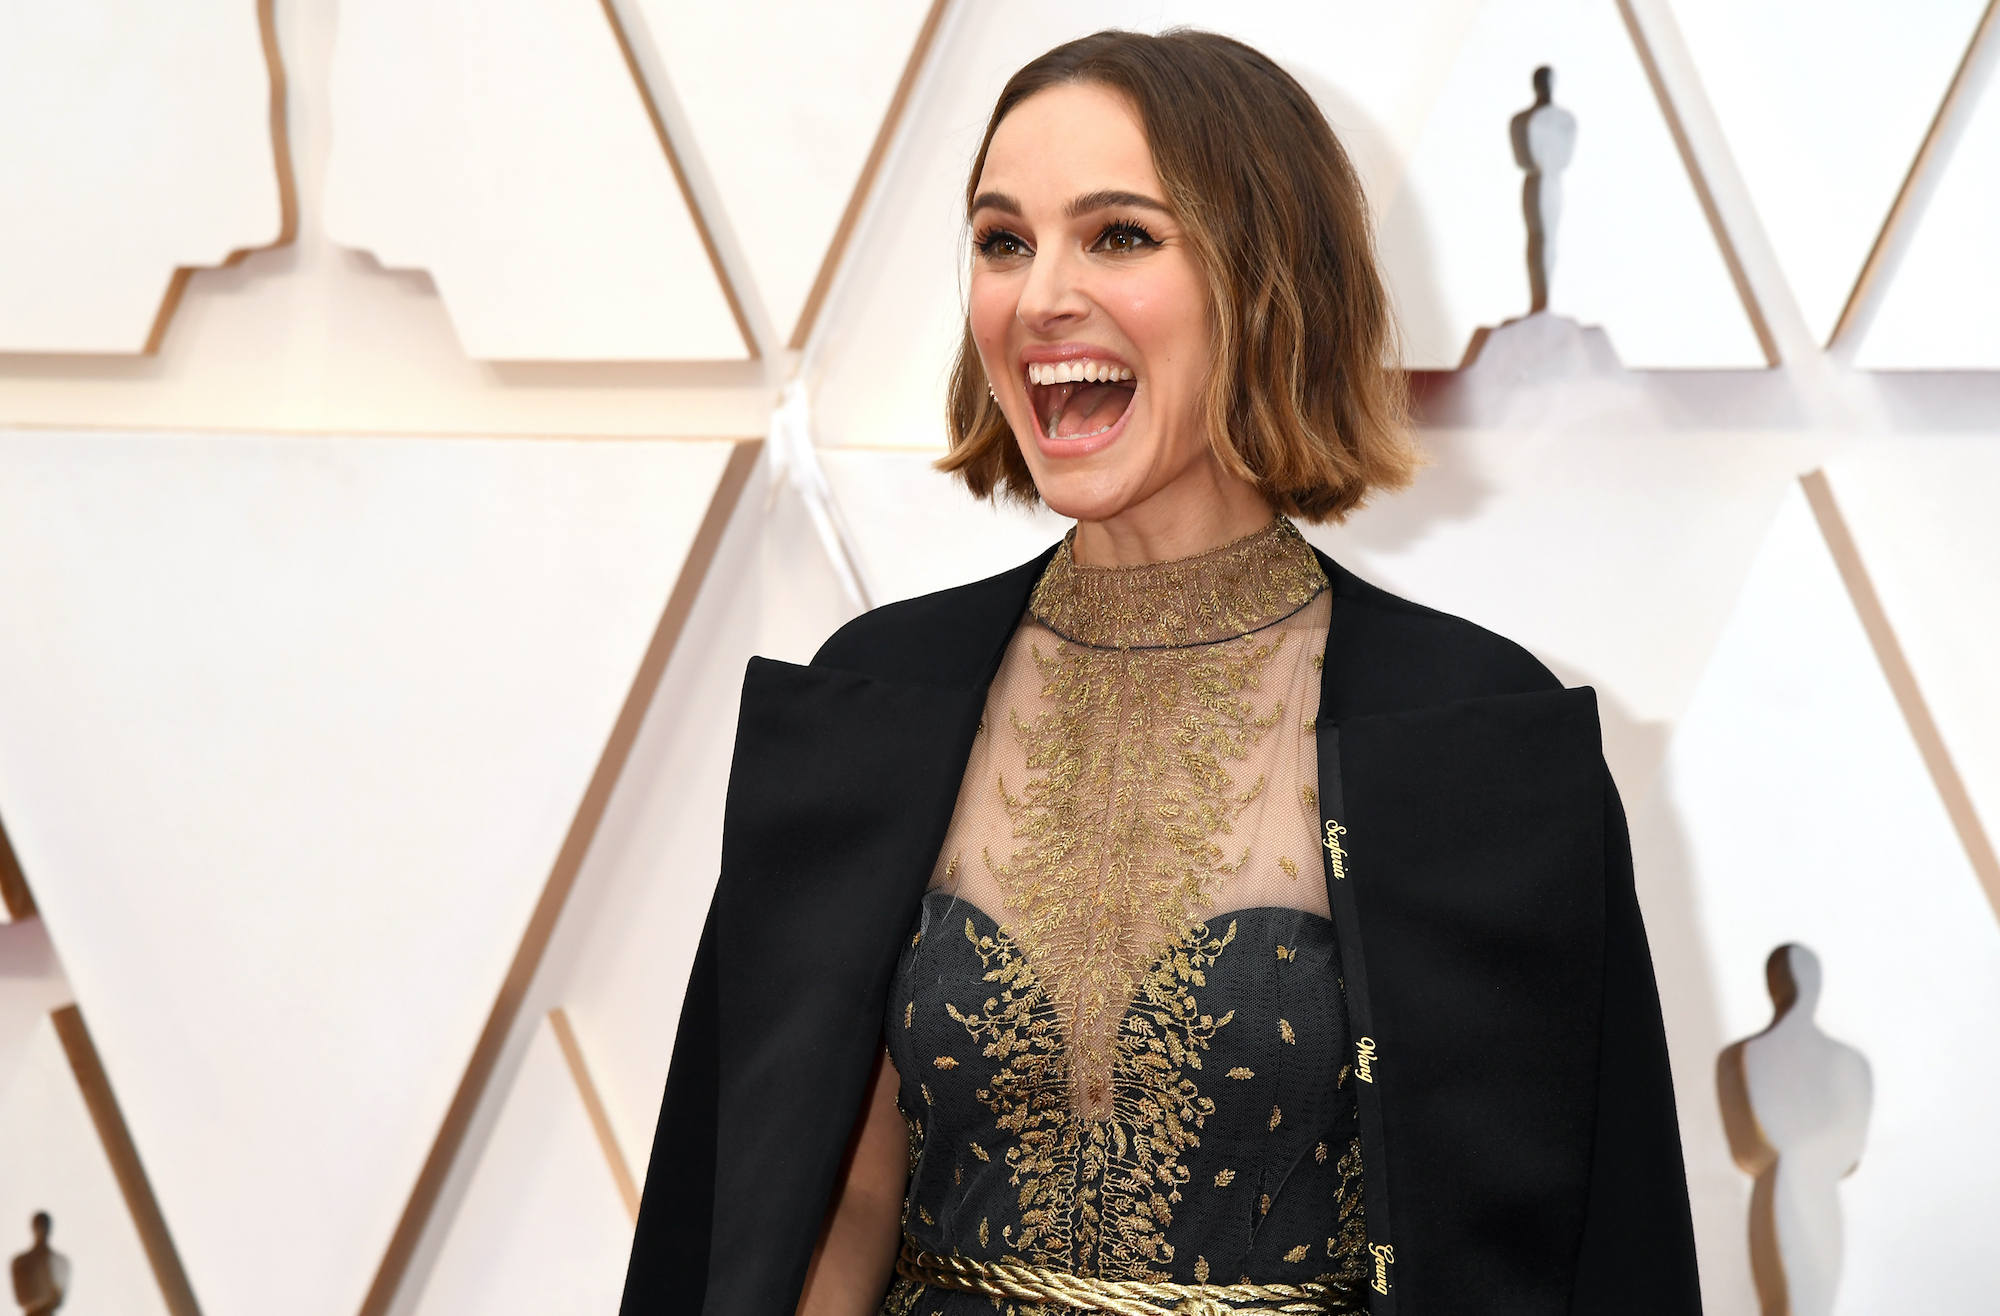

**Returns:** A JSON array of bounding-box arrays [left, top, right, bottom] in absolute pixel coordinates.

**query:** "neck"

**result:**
[[1071, 459, 1274, 567]]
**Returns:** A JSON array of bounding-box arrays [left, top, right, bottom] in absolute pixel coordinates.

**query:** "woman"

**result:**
[[621, 30, 1699, 1316]]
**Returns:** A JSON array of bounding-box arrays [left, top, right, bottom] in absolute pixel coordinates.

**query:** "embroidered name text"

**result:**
[[1370, 1243, 1395, 1294], [1323, 819, 1348, 880]]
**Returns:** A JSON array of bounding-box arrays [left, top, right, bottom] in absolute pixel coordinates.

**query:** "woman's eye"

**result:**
[[976, 229, 1031, 260], [1093, 222, 1159, 254]]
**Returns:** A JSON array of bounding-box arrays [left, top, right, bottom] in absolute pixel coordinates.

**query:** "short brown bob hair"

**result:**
[[938, 29, 1418, 523]]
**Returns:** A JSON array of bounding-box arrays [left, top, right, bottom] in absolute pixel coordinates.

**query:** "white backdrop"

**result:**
[[0, 1, 1995, 1314]]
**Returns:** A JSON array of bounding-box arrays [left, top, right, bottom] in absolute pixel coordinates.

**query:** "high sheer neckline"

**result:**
[[1028, 517, 1327, 650]]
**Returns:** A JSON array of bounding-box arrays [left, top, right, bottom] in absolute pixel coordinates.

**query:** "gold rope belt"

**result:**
[[895, 1238, 1352, 1316]]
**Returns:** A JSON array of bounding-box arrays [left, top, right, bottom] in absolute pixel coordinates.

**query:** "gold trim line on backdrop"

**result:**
[[1614, 0, 1781, 366], [1829, 0, 2000, 355], [548, 1006, 640, 1222], [357, 438, 763, 1316], [1801, 469, 2000, 923], [141, 0, 299, 357], [0, 810, 35, 920], [51, 1005, 202, 1316], [597, 0, 759, 359], [787, 0, 952, 351]]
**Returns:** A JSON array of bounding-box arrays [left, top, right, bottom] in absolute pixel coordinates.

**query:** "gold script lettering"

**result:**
[[1355, 1036, 1377, 1083], [1323, 819, 1348, 880], [1370, 1243, 1395, 1294]]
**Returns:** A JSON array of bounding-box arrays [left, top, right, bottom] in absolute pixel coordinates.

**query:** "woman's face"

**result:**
[[970, 83, 1254, 548]]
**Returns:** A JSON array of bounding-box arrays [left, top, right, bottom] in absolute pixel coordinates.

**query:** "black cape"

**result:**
[[620, 547, 1702, 1316]]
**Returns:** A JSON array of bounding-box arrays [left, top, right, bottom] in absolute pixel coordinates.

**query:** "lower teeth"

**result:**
[[1047, 411, 1114, 440]]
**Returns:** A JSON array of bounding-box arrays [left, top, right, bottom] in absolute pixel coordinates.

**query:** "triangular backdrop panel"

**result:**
[[0, 431, 734, 1316], [1822, 443, 2000, 857], [0, 0, 282, 352], [548, 458, 773, 1176], [1378, 0, 1765, 368], [1631, 486, 2000, 1316], [1304, 420, 1817, 801], [1673, 0, 1990, 349], [818, 450, 1070, 606], [632, 0, 939, 345], [0, 1016, 173, 1316], [807, 0, 1490, 451], [410, 1017, 631, 1316], [1853, 63, 2000, 368], [323, 0, 747, 361]]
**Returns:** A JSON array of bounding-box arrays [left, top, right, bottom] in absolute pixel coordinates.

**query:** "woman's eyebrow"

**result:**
[[968, 189, 1173, 220], [1066, 189, 1170, 218], [969, 191, 1023, 218]]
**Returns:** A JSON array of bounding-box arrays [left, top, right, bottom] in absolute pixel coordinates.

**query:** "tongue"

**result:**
[[1049, 381, 1135, 438]]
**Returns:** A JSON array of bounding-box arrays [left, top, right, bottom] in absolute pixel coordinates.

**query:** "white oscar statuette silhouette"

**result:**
[[1718, 945, 1873, 1316]]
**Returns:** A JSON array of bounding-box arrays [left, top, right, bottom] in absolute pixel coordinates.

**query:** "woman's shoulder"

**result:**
[[1315, 551, 1563, 718]]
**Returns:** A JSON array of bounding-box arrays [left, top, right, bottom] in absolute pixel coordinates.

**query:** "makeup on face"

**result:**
[[965, 81, 1262, 555]]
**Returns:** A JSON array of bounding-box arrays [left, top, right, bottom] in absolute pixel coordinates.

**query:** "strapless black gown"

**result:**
[[882, 889, 1368, 1313]]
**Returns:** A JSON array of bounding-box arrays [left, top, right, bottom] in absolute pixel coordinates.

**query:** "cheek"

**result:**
[[967, 272, 1016, 353], [1104, 269, 1209, 374]]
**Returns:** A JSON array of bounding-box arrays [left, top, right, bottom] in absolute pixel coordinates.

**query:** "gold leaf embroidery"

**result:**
[[1195, 1256, 1210, 1284], [948, 917, 1238, 1279], [918, 1206, 935, 1225], [1279, 855, 1299, 879], [933, 1056, 959, 1070], [1328, 1138, 1369, 1283], [979, 1217, 990, 1248], [1300, 784, 1318, 808], [1284, 1244, 1311, 1263], [904, 1001, 913, 1028], [921, 1084, 933, 1106], [1313, 652, 1324, 670], [1269, 1106, 1283, 1131], [911, 523, 1346, 1285], [1279, 1019, 1297, 1044], [1028, 519, 1325, 651], [1227, 1067, 1255, 1080], [984, 521, 1325, 1126], [1316, 1142, 1329, 1164], [1260, 1194, 1272, 1215]]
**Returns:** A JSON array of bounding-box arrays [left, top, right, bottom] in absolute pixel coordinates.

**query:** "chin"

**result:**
[[1024, 466, 1146, 525]]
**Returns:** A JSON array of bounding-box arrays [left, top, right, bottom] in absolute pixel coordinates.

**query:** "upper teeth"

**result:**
[[1027, 360, 1134, 385]]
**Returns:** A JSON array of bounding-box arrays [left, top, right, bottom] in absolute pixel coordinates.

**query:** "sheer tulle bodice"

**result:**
[[883, 521, 1368, 1311]]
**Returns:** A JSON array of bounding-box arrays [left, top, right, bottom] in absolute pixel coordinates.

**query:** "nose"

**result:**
[[1015, 245, 1090, 334]]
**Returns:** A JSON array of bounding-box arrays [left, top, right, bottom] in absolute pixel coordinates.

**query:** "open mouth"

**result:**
[[1027, 359, 1137, 443]]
